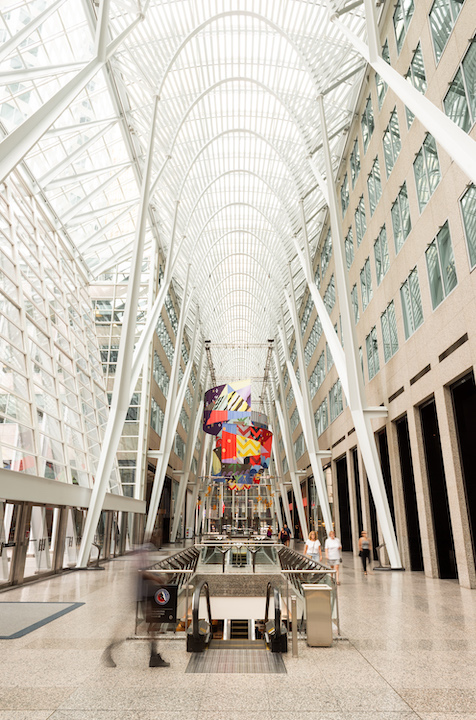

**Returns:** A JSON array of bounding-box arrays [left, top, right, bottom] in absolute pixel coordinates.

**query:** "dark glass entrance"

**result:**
[[451, 373, 476, 567], [420, 398, 457, 579], [395, 415, 423, 571], [335, 456, 352, 551]]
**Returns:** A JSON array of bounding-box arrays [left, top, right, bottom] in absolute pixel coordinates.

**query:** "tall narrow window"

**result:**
[[314, 263, 321, 289], [405, 44, 427, 127], [315, 398, 329, 436], [345, 227, 354, 269], [391, 183, 412, 253], [374, 225, 390, 286], [321, 230, 332, 279], [444, 41, 476, 133], [376, 41, 391, 108], [329, 379, 343, 421], [383, 109, 401, 177], [367, 156, 382, 215], [393, 0, 415, 54], [400, 267, 424, 339], [430, 0, 464, 63], [323, 275, 336, 314], [341, 174, 349, 216], [366, 326, 380, 379], [355, 196, 367, 246], [360, 257, 373, 311], [350, 139, 360, 188], [425, 221, 458, 309], [361, 95, 375, 153], [413, 134, 441, 212], [326, 341, 334, 372], [461, 184, 476, 268], [381, 301, 399, 362], [351, 284, 360, 324]]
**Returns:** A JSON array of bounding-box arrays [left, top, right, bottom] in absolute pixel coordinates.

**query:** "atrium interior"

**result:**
[[1, 0, 476, 716]]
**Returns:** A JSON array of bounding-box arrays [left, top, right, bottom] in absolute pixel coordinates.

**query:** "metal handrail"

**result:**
[[191, 579, 212, 641], [264, 581, 283, 641]]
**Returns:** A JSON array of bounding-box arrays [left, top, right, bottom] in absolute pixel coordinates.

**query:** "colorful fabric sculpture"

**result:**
[[204, 380, 273, 487]]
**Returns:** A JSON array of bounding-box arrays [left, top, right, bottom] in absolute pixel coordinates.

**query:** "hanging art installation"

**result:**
[[203, 380, 273, 489]]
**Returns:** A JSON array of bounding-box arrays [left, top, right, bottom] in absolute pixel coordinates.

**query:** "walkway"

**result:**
[[0, 548, 475, 719]]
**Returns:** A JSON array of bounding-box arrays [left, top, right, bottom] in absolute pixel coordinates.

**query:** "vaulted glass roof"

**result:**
[[0, 0, 370, 401]]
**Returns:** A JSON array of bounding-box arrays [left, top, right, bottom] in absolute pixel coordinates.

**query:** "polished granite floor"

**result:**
[[1, 546, 476, 720]]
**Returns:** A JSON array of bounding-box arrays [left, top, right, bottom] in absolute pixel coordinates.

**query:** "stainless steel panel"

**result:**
[[302, 583, 333, 647]]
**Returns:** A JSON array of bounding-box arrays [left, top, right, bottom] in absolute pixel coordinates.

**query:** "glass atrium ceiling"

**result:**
[[0, 0, 369, 398]]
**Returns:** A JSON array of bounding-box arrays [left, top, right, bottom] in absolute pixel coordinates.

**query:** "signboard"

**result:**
[[143, 582, 178, 623]]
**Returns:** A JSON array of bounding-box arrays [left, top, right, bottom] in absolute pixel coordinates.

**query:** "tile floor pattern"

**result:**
[[1, 547, 476, 719]]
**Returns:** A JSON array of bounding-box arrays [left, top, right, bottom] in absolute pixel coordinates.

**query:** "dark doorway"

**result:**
[[377, 429, 396, 526], [335, 456, 352, 551], [451, 373, 476, 567], [351, 448, 363, 535], [420, 398, 458, 579], [367, 480, 379, 561], [395, 415, 423, 571]]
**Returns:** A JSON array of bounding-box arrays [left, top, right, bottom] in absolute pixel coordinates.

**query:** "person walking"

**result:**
[[304, 530, 322, 563], [266, 525, 272, 539], [358, 530, 372, 575], [325, 530, 342, 585], [279, 523, 291, 546]]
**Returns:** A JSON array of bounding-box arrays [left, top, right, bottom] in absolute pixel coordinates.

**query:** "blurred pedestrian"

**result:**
[[325, 530, 342, 585], [358, 530, 371, 575], [304, 530, 322, 563]]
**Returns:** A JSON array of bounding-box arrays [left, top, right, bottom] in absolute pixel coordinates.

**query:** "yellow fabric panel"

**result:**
[[236, 436, 260, 457]]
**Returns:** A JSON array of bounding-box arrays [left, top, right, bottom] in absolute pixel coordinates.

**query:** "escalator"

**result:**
[[186, 579, 287, 673]]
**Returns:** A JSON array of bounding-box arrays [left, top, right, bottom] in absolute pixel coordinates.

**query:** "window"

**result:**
[[391, 183, 412, 253], [321, 230, 332, 279], [360, 257, 373, 311], [367, 156, 382, 215], [294, 432, 305, 459], [400, 267, 424, 339], [355, 196, 367, 246], [300, 294, 314, 335], [351, 284, 359, 324], [393, 0, 415, 54], [329, 379, 343, 422], [426, 221, 458, 309], [290, 407, 300, 432], [305, 317, 322, 364], [430, 0, 464, 63], [461, 184, 476, 268], [361, 95, 375, 153], [405, 44, 427, 127], [309, 350, 325, 398], [323, 275, 336, 313], [286, 385, 294, 410], [150, 398, 164, 436], [341, 174, 349, 216], [383, 109, 401, 177], [444, 40, 476, 132], [179, 407, 189, 433], [153, 350, 170, 397], [326, 341, 334, 372], [413, 134, 441, 212], [366, 326, 380, 379], [374, 226, 390, 285], [375, 41, 391, 108], [350, 139, 360, 188], [314, 263, 321, 289], [315, 398, 329, 436], [345, 227, 354, 269], [381, 301, 399, 362]]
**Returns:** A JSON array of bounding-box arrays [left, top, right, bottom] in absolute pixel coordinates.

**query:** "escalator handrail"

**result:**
[[264, 581, 283, 640], [191, 579, 213, 641]]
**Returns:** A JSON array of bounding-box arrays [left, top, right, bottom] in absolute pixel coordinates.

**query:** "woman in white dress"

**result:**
[[304, 530, 322, 563], [325, 530, 342, 585]]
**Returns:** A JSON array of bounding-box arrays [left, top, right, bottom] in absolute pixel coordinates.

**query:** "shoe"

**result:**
[[149, 654, 170, 668]]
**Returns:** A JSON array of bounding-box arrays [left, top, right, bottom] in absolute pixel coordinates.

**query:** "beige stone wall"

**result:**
[[289, 0, 476, 588]]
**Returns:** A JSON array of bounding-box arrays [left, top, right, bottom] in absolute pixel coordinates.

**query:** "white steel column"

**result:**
[[76, 95, 159, 568], [145, 267, 191, 538], [331, 5, 476, 187], [271, 353, 308, 539], [0, 1, 145, 184], [170, 347, 206, 542], [266, 386, 291, 531], [284, 266, 334, 533], [317, 94, 402, 568]]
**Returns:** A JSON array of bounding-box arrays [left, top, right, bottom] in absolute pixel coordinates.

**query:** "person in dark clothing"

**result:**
[[279, 523, 291, 546], [359, 530, 372, 575]]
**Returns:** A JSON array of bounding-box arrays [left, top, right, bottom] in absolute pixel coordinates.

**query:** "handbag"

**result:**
[[358, 550, 362, 557]]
